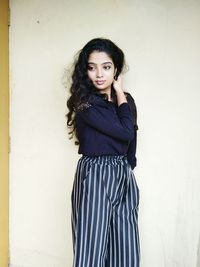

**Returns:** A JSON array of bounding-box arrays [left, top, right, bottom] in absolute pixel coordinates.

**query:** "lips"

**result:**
[[96, 80, 105, 85]]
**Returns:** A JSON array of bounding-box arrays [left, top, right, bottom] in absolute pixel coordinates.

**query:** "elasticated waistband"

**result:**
[[80, 154, 128, 166]]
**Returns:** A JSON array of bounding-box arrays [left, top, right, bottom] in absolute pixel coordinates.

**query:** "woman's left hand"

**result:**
[[112, 74, 123, 92]]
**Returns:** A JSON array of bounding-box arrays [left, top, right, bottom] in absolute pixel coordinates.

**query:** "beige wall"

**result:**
[[9, 0, 200, 266], [0, 0, 9, 267]]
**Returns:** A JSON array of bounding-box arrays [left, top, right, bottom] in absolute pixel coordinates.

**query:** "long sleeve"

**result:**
[[127, 130, 137, 170], [125, 92, 138, 170], [75, 99, 135, 142]]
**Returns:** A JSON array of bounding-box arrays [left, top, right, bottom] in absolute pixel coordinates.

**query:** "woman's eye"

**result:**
[[88, 66, 95, 70], [87, 66, 94, 71], [104, 66, 111, 70], [87, 65, 111, 71]]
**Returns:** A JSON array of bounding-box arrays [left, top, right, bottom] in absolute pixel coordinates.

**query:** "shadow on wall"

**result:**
[[197, 234, 200, 267]]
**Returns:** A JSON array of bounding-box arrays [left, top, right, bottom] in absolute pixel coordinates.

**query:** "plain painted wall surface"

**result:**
[[9, 0, 200, 266]]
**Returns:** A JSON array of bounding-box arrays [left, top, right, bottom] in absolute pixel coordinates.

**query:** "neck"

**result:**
[[100, 87, 112, 101]]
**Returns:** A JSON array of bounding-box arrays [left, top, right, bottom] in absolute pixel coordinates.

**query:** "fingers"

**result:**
[[113, 74, 122, 86]]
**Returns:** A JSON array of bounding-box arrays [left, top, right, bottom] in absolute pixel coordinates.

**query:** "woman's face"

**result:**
[[87, 51, 116, 92]]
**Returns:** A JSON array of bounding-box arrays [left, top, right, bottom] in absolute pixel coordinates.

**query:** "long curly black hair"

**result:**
[[65, 37, 138, 145]]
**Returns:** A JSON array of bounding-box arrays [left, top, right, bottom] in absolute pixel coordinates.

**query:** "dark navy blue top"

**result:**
[[75, 93, 137, 170]]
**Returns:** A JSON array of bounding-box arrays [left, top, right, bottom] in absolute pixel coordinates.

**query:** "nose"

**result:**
[[96, 68, 103, 78]]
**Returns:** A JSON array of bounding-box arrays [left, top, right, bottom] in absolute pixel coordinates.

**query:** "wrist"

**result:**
[[116, 89, 128, 106], [115, 88, 124, 95]]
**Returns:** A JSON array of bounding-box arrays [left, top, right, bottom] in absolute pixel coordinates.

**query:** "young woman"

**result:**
[[66, 37, 140, 267]]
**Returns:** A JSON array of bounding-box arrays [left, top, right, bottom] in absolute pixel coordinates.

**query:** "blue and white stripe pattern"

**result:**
[[71, 154, 140, 267]]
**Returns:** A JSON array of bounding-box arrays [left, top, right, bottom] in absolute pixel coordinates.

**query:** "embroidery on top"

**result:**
[[74, 102, 92, 112]]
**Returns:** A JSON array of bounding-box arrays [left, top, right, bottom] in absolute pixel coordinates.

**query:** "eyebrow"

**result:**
[[88, 62, 113, 65]]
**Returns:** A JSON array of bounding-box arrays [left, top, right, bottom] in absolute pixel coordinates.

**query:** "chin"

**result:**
[[95, 83, 112, 90]]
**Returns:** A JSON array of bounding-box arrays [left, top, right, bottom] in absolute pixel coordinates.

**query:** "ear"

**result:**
[[113, 68, 118, 80]]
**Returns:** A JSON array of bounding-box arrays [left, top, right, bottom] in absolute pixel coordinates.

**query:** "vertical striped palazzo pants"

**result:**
[[71, 155, 140, 267]]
